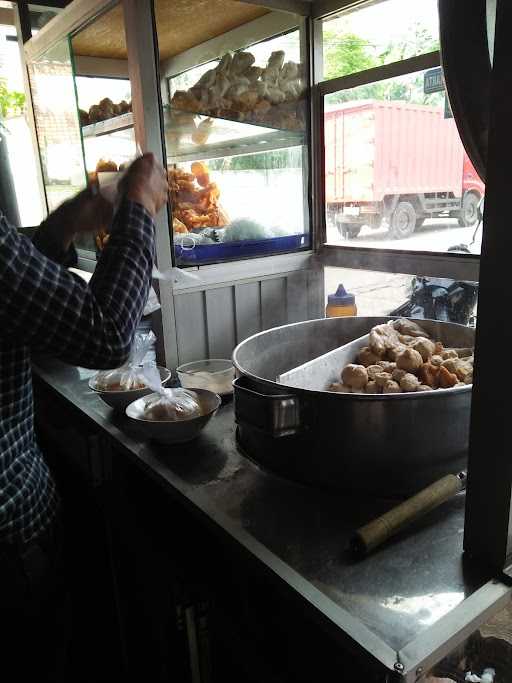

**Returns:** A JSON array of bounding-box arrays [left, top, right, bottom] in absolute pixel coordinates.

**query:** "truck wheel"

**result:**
[[458, 193, 479, 227], [390, 202, 416, 238], [337, 223, 361, 239]]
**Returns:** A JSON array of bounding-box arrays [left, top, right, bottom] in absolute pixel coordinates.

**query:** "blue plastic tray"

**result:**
[[175, 233, 309, 265]]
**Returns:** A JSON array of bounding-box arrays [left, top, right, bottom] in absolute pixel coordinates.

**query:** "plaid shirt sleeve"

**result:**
[[0, 200, 155, 369]]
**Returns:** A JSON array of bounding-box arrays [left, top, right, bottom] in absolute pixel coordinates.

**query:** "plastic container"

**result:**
[[175, 233, 309, 265], [177, 359, 235, 395], [325, 284, 357, 317]]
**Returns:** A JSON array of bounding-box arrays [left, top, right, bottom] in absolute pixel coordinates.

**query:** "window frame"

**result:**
[[312, 0, 481, 282]]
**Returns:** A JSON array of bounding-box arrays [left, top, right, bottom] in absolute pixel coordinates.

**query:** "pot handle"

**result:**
[[233, 376, 302, 438]]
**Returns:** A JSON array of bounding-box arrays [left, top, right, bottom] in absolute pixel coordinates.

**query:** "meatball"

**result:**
[[392, 368, 407, 382], [442, 358, 459, 374], [357, 346, 382, 367], [399, 373, 420, 392], [430, 354, 444, 367], [441, 349, 458, 360], [396, 347, 423, 372], [367, 365, 383, 380], [382, 379, 401, 394], [410, 337, 436, 362], [341, 364, 368, 390], [377, 360, 396, 372], [374, 371, 393, 388], [386, 344, 407, 362], [455, 361, 473, 383], [365, 380, 380, 394]]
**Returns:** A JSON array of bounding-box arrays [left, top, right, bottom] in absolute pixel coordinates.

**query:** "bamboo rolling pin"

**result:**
[[350, 471, 467, 557]]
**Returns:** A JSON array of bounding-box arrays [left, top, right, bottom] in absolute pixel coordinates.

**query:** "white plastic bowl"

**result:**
[[177, 359, 235, 396], [125, 388, 221, 444], [89, 366, 171, 410]]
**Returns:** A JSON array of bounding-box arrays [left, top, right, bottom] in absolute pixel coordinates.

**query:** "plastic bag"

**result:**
[[141, 365, 201, 421], [91, 330, 157, 391]]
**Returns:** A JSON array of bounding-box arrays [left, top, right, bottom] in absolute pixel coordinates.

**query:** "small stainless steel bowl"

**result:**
[[89, 366, 171, 410], [125, 388, 221, 445]]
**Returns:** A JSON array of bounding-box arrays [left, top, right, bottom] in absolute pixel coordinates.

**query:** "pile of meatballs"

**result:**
[[329, 318, 474, 395]]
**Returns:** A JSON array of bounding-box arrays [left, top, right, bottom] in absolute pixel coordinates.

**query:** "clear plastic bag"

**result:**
[[91, 330, 157, 391], [141, 365, 201, 421]]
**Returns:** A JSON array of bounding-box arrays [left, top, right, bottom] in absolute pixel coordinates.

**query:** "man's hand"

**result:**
[[40, 187, 114, 254], [123, 153, 168, 218]]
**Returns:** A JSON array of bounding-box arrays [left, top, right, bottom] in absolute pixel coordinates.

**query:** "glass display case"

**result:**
[[28, 0, 311, 266], [155, 0, 310, 265]]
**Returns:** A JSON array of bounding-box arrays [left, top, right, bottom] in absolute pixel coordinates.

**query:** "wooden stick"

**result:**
[[351, 472, 466, 557]]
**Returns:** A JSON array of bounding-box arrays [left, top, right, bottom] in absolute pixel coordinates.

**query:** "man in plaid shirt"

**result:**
[[0, 153, 168, 678]]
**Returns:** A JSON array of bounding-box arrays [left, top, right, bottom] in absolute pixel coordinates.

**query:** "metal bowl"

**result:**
[[89, 366, 171, 410], [125, 388, 221, 444]]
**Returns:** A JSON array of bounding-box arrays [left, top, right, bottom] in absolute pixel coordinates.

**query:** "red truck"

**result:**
[[324, 100, 485, 239]]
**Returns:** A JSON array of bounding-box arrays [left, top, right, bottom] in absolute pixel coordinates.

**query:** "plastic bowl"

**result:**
[[177, 359, 235, 396], [89, 366, 171, 410], [125, 388, 221, 444]]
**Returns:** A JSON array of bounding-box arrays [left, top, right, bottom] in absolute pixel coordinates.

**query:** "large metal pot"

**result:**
[[233, 317, 475, 497]]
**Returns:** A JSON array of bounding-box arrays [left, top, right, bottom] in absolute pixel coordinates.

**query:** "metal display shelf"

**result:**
[[81, 112, 134, 138]]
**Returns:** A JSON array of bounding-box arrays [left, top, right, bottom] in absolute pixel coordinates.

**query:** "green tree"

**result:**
[[0, 79, 25, 119], [323, 30, 378, 80]]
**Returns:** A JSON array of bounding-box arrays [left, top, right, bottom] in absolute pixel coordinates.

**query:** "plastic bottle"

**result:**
[[326, 284, 357, 317]]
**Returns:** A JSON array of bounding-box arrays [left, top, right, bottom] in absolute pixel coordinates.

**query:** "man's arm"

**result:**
[[0, 200, 153, 369], [0, 154, 168, 369]]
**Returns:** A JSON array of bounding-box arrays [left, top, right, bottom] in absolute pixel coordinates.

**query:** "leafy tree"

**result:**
[[323, 30, 377, 80], [0, 79, 25, 119]]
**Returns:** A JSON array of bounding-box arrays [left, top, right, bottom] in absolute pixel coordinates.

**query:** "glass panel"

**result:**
[[69, 1, 134, 253], [0, 16, 46, 226], [420, 599, 511, 682], [28, 38, 86, 213], [324, 69, 485, 254], [322, 0, 440, 80], [155, 0, 310, 266], [325, 267, 478, 326]]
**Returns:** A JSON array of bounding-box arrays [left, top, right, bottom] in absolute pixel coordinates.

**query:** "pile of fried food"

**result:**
[[329, 319, 474, 394], [168, 161, 228, 231], [79, 98, 132, 127], [171, 49, 305, 131]]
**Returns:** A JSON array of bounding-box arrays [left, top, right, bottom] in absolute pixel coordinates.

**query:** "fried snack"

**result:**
[[79, 109, 90, 127], [418, 363, 440, 389], [96, 158, 118, 173], [95, 229, 110, 251], [438, 365, 458, 389], [169, 163, 228, 230], [173, 217, 188, 234]]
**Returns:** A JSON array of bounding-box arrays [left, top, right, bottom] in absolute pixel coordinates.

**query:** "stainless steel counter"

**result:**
[[32, 358, 511, 680]]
